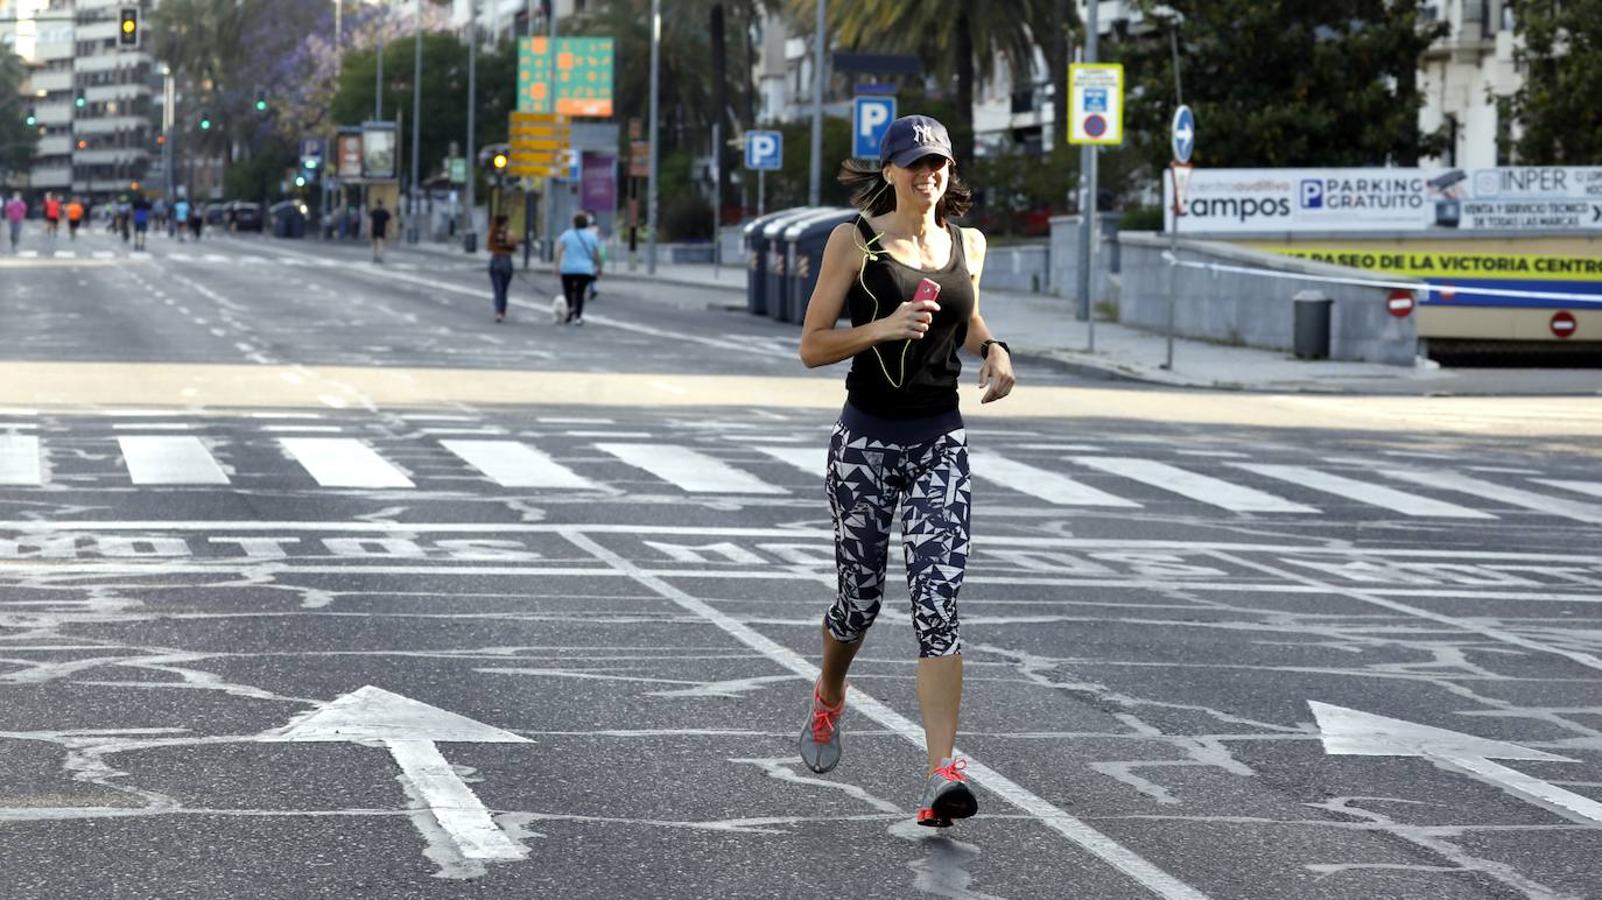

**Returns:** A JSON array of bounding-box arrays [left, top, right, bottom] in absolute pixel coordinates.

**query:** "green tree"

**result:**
[[797, 0, 1061, 165], [1118, 0, 1447, 184], [1, 49, 39, 183], [1506, 0, 1602, 164]]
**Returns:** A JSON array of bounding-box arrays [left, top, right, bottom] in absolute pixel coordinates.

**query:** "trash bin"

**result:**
[[1292, 290, 1333, 360], [742, 209, 798, 317], [762, 209, 822, 324], [785, 208, 857, 326]]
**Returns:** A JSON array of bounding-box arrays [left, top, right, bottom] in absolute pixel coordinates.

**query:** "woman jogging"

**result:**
[[796, 115, 1014, 828], [487, 214, 517, 323]]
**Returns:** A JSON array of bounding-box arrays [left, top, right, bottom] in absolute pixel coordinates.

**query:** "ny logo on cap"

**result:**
[[912, 123, 936, 145]]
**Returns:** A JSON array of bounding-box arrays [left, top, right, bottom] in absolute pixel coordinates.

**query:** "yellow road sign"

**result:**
[[509, 139, 567, 152]]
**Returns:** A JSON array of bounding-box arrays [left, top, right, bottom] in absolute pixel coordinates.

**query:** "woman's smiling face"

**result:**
[[884, 154, 951, 208]]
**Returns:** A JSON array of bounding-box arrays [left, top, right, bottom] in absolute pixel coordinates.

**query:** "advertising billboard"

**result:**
[[336, 131, 363, 179], [1165, 166, 1602, 234], [361, 122, 397, 181]]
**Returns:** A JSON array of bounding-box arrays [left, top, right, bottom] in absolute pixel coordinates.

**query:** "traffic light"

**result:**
[[254, 89, 268, 113], [199, 111, 212, 130], [76, 138, 89, 150], [492, 152, 508, 171], [24, 108, 36, 127], [74, 93, 86, 109], [294, 175, 306, 188], [155, 134, 165, 146], [129, 180, 141, 191], [119, 8, 139, 47]]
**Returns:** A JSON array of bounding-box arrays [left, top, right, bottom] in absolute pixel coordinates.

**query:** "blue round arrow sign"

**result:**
[[1171, 105, 1195, 164]]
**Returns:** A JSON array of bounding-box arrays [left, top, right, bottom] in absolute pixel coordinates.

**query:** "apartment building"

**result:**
[[4, 0, 155, 197]]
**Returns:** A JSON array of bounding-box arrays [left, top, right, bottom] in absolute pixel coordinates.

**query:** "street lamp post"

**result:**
[[408, 0, 422, 244], [463, 0, 477, 252], [646, 0, 660, 274], [1075, 0, 1099, 346], [808, 0, 825, 207]]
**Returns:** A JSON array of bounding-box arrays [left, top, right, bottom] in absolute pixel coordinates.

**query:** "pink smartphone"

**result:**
[[913, 278, 942, 303]]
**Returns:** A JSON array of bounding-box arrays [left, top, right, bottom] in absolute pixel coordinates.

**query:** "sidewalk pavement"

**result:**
[[385, 238, 1599, 396]]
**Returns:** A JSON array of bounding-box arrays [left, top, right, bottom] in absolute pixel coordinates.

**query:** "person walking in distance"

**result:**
[[5, 193, 25, 252], [553, 212, 601, 326], [795, 115, 1015, 828], [65, 197, 84, 240], [486, 213, 518, 323], [173, 198, 190, 242], [43, 193, 60, 239], [368, 199, 391, 263], [131, 195, 151, 251], [189, 203, 204, 241]]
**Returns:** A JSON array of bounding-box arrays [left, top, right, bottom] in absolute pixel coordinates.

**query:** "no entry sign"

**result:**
[[1386, 289, 1415, 318], [1550, 310, 1577, 338]]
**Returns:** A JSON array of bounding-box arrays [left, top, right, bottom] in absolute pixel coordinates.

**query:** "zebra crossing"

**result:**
[[12, 247, 434, 271], [2, 424, 1600, 523]]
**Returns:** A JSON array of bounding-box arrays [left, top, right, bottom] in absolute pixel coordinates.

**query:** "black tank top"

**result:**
[[843, 216, 974, 419]]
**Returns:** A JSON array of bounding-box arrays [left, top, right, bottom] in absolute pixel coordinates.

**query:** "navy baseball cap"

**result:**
[[879, 115, 955, 168]]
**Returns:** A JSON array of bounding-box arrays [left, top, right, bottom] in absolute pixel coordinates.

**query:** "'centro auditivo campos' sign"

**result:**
[[1165, 166, 1602, 234]]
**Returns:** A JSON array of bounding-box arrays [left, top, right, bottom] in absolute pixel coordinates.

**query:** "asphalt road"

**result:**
[[2, 226, 1600, 899]]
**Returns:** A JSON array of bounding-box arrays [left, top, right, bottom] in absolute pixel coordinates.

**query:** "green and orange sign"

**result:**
[[518, 37, 615, 118]]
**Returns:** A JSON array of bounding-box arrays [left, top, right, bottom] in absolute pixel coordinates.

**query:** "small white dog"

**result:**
[[552, 293, 569, 324]]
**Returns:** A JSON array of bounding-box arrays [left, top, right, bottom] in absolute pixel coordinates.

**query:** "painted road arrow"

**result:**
[[263, 685, 531, 860], [1309, 700, 1602, 825]]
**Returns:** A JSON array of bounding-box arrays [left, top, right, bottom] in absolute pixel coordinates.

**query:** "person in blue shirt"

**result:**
[[553, 213, 602, 326], [173, 199, 191, 242]]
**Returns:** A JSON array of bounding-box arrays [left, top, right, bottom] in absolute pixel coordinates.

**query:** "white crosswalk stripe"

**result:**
[[1232, 464, 1496, 519], [441, 439, 598, 489], [1533, 479, 1602, 500], [596, 443, 788, 494], [974, 452, 1142, 507], [1380, 469, 1602, 524], [0, 434, 43, 485], [752, 445, 825, 477], [53, 250, 75, 259], [1072, 456, 1318, 513], [18, 250, 38, 258], [117, 436, 231, 485], [279, 437, 414, 488]]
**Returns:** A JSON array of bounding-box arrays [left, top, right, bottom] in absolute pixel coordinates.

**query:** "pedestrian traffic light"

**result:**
[[199, 112, 212, 130], [76, 138, 88, 150], [24, 108, 36, 126], [155, 134, 165, 146], [254, 90, 268, 113], [492, 152, 508, 171], [119, 8, 139, 47]]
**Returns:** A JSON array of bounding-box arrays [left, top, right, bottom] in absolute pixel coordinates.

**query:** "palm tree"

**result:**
[[793, 0, 1064, 164]]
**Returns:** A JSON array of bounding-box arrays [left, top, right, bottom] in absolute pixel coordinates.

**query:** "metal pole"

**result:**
[[523, 0, 536, 271], [463, 0, 477, 251], [376, 28, 384, 120], [758, 169, 765, 216], [646, 0, 660, 274], [544, 0, 557, 263], [1163, 17, 1183, 371], [162, 67, 175, 201], [1075, 0, 1098, 352], [807, 0, 825, 206], [409, 0, 422, 243], [711, 120, 720, 279]]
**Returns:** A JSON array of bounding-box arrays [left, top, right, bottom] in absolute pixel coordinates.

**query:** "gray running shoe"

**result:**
[[798, 682, 845, 774], [916, 758, 977, 827]]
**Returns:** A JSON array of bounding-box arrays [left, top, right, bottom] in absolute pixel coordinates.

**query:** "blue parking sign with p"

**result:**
[[852, 96, 897, 159], [745, 130, 782, 171]]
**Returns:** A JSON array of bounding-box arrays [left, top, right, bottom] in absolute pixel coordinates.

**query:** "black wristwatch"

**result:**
[[980, 339, 1010, 359]]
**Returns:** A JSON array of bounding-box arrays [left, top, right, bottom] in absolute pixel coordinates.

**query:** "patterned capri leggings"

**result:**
[[823, 421, 971, 657]]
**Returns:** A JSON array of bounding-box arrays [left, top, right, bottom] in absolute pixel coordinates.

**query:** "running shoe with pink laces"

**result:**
[[798, 681, 845, 774], [916, 757, 978, 827]]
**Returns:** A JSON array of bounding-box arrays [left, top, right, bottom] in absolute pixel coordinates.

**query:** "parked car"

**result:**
[[203, 203, 228, 226], [227, 201, 263, 232]]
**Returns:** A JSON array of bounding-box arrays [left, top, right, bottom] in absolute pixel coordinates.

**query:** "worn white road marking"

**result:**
[[1232, 464, 1494, 519], [116, 436, 230, 485], [564, 531, 1210, 900], [1310, 701, 1602, 825], [1532, 479, 1602, 500], [1379, 468, 1602, 524], [0, 433, 43, 485], [279, 437, 414, 488], [441, 439, 598, 489], [596, 443, 787, 494], [1073, 457, 1318, 513], [752, 445, 825, 477], [975, 452, 1143, 507], [264, 685, 530, 861]]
